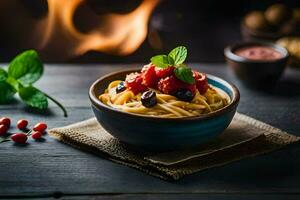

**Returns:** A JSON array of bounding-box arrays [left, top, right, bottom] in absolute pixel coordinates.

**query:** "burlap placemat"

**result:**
[[49, 113, 299, 181]]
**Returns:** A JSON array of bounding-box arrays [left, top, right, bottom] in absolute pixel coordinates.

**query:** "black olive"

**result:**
[[116, 81, 126, 93], [174, 88, 195, 102], [141, 90, 157, 108]]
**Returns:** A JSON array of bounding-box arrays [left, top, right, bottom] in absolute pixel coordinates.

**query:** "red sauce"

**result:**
[[235, 46, 282, 61]]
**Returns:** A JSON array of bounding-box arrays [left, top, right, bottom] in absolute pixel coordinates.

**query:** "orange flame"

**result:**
[[37, 0, 160, 59]]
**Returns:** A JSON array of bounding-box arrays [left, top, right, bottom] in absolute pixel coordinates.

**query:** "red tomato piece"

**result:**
[[193, 71, 209, 94], [155, 66, 175, 78], [158, 75, 196, 95], [125, 73, 148, 95], [141, 64, 159, 88]]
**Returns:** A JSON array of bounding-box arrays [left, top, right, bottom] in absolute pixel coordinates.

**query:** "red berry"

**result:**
[[17, 119, 28, 130], [11, 133, 28, 143], [0, 117, 11, 128], [155, 66, 175, 78], [0, 125, 8, 136], [125, 73, 147, 95], [32, 131, 42, 140], [193, 71, 208, 94], [33, 122, 47, 132], [158, 75, 196, 95], [141, 64, 159, 88]]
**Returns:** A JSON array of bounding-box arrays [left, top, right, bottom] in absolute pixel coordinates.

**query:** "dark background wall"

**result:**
[[0, 0, 298, 63]]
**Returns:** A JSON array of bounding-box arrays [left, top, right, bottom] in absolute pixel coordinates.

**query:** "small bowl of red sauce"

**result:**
[[224, 42, 289, 88]]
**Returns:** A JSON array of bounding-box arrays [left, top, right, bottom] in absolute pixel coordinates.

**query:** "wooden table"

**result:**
[[0, 64, 300, 199]]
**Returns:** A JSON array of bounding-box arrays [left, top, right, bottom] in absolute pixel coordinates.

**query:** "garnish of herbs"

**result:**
[[0, 50, 68, 117]]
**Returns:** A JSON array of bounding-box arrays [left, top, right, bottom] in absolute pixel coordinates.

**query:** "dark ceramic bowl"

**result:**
[[224, 42, 289, 88], [89, 69, 240, 151]]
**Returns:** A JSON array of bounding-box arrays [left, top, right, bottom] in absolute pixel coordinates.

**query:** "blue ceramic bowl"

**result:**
[[89, 69, 240, 151]]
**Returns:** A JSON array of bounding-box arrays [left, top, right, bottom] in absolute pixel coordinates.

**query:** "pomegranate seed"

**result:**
[[17, 119, 28, 130], [11, 133, 28, 144], [0, 117, 11, 128], [32, 131, 42, 140], [0, 125, 8, 136], [33, 122, 47, 132]]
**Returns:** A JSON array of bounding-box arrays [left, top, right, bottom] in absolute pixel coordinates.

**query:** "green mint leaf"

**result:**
[[18, 86, 48, 110], [6, 77, 21, 91], [150, 55, 170, 68], [174, 67, 195, 84], [0, 68, 8, 82], [8, 50, 43, 86], [167, 56, 175, 65], [168, 46, 187, 65], [0, 81, 15, 104]]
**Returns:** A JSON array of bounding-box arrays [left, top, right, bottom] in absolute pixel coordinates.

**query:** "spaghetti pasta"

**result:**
[[99, 80, 230, 118]]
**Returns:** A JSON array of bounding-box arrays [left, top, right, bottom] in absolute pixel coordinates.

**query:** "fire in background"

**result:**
[[0, 0, 159, 61], [0, 0, 298, 63]]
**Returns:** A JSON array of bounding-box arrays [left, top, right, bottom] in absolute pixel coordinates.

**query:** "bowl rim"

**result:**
[[224, 41, 289, 64], [89, 69, 240, 122]]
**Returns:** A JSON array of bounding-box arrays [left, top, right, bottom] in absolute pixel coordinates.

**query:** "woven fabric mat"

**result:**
[[49, 113, 299, 181]]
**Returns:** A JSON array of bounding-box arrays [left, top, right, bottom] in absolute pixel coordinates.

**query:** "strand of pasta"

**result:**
[[156, 104, 182, 117], [168, 101, 206, 110]]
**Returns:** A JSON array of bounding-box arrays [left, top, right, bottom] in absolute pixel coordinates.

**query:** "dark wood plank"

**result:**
[[4, 194, 300, 200], [60, 194, 300, 200], [0, 64, 300, 198]]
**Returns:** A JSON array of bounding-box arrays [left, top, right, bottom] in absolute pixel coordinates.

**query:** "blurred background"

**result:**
[[0, 0, 299, 63]]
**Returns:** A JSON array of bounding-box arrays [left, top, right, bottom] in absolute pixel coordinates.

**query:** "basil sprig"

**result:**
[[0, 50, 68, 117], [150, 46, 195, 84]]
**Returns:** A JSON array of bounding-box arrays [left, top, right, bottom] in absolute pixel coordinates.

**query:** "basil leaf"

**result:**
[[150, 55, 170, 68], [174, 67, 195, 84], [168, 46, 187, 65], [0, 81, 15, 104], [0, 68, 8, 82], [18, 86, 48, 109], [8, 50, 43, 86]]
